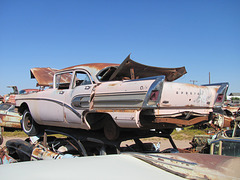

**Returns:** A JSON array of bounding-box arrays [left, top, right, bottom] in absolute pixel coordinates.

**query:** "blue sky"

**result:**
[[0, 0, 239, 96]]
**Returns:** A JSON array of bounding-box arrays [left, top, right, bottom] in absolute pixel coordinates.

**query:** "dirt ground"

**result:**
[[120, 137, 191, 150]]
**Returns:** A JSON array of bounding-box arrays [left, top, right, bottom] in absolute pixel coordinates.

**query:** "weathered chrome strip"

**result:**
[[142, 76, 165, 108], [17, 98, 82, 119]]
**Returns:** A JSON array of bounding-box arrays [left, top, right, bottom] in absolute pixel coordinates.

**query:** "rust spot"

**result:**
[[0, 114, 21, 129], [108, 83, 118, 87], [31, 67, 57, 87], [60, 63, 119, 72], [155, 116, 208, 126]]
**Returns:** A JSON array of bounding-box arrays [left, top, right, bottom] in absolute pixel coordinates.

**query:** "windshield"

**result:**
[[0, 103, 11, 110], [19, 90, 26, 94]]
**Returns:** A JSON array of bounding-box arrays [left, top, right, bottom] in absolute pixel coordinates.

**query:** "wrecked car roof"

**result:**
[[30, 55, 187, 86], [109, 55, 187, 81]]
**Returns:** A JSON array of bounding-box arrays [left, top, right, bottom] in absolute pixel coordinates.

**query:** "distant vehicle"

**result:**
[[0, 86, 39, 132], [0, 95, 3, 103], [15, 55, 228, 140], [3, 86, 40, 104], [0, 103, 22, 131]]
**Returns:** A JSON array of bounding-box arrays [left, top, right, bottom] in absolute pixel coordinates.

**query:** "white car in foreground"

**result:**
[[1, 152, 239, 180]]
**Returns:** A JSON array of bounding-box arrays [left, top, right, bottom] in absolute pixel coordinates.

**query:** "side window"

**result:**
[[74, 71, 92, 88], [212, 142, 220, 155], [56, 72, 73, 89]]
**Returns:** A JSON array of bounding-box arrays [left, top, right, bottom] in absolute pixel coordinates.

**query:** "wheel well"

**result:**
[[85, 112, 114, 130], [224, 109, 233, 117], [18, 103, 29, 115]]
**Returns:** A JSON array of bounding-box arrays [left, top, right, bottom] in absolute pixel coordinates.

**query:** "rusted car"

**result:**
[[184, 116, 240, 157], [0, 103, 22, 131], [209, 116, 240, 157], [3, 86, 40, 104], [15, 55, 228, 140]]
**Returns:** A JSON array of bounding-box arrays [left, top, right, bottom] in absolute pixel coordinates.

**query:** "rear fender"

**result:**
[[203, 82, 229, 109], [142, 76, 165, 108]]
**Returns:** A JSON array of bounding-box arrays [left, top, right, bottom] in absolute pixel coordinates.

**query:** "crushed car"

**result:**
[[184, 116, 240, 157], [1, 122, 239, 179], [0, 135, 239, 179], [3, 86, 40, 104], [15, 55, 229, 140], [209, 116, 240, 157], [0, 86, 41, 132]]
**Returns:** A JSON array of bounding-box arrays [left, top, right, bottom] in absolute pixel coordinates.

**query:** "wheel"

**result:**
[[0, 126, 4, 133], [0, 135, 3, 145], [6, 139, 33, 161], [22, 109, 39, 136], [104, 119, 120, 141]]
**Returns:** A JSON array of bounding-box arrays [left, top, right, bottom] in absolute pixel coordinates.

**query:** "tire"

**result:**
[[22, 110, 39, 136], [0, 126, 4, 133], [0, 134, 3, 145], [104, 119, 120, 141], [6, 139, 33, 161]]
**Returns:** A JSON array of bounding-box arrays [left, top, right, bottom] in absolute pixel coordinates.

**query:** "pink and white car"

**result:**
[[15, 55, 228, 140]]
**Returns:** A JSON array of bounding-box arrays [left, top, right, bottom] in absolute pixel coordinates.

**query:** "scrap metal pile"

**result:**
[[0, 126, 180, 164]]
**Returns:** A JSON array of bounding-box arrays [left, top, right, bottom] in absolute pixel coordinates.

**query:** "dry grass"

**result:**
[[171, 127, 208, 140], [2, 130, 28, 138]]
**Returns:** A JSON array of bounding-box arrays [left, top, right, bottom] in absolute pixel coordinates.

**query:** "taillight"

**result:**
[[214, 94, 225, 108], [150, 90, 159, 101], [216, 94, 223, 103], [142, 76, 165, 108]]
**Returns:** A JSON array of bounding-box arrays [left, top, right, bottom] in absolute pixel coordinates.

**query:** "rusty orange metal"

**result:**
[[154, 116, 209, 126], [108, 55, 187, 81], [31, 143, 75, 160], [30, 67, 57, 87], [133, 153, 240, 179], [61, 63, 119, 72], [0, 147, 17, 164]]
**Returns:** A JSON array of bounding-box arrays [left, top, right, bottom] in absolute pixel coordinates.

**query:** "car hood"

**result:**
[[30, 67, 58, 87]]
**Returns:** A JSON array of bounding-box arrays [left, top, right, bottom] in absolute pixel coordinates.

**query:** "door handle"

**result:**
[[85, 86, 91, 90], [59, 91, 64, 94]]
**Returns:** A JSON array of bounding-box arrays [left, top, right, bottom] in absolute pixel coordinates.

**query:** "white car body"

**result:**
[[15, 56, 228, 139]]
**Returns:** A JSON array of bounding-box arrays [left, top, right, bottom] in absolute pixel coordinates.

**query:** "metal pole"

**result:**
[[209, 72, 211, 84]]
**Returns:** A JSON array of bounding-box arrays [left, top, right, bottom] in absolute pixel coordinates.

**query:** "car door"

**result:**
[[63, 70, 94, 127], [36, 71, 73, 123]]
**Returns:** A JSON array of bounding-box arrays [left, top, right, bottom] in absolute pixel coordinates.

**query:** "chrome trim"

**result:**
[[203, 82, 229, 108], [17, 98, 82, 118], [142, 75, 165, 108]]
